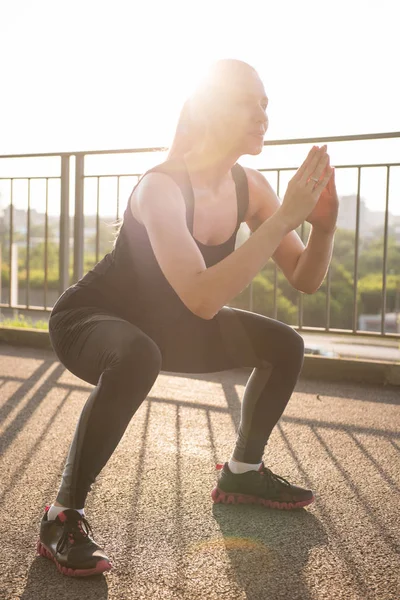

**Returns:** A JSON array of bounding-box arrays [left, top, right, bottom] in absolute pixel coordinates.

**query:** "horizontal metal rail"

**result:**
[[0, 132, 399, 339], [1, 131, 399, 159]]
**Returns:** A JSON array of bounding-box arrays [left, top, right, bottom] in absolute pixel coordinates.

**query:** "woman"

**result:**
[[37, 59, 338, 577]]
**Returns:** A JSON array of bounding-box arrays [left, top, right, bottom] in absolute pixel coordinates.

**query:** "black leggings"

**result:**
[[49, 305, 304, 508]]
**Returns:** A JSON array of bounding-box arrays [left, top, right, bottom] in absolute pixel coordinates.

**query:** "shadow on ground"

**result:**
[[20, 557, 109, 600], [210, 505, 327, 600]]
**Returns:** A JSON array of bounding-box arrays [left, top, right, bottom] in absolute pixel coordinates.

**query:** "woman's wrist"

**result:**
[[271, 208, 295, 236], [311, 223, 337, 236]]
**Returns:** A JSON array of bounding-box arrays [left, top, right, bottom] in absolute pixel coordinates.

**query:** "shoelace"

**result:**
[[56, 516, 94, 554], [259, 464, 292, 491], [217, 462, 293, 491]]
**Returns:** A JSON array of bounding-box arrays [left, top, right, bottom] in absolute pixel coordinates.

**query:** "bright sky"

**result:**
[[1, 0, 400, 215]]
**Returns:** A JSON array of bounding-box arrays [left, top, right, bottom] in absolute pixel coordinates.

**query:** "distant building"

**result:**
[[359, 312, 399, 333], [337, 195, 400, 237]]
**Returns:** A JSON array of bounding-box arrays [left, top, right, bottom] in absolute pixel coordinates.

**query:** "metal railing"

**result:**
[[0, 132, 399, 338]]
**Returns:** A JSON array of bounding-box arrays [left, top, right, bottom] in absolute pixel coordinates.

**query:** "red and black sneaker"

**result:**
[[211, 462, 314, 510], [37, 505, 112, 577]]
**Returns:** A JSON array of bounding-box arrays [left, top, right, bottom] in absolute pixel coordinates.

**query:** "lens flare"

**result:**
[[187, 536, 271, 556]]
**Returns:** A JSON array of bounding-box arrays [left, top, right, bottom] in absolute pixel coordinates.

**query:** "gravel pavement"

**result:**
[[0, 343, 399, 600]]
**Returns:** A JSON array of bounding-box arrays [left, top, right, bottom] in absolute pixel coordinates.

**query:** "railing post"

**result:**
[[59, 155, 70, 295], [273, 169, 281, 320], [352, 167, 361, 332], [381, 166, 390, 334], [297, 222, 305, 330], [74, 153, 85, 283], [249, 280, 254, 312]]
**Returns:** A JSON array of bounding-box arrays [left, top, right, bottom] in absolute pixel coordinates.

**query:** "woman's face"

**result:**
[[206, 70, 269, 156]]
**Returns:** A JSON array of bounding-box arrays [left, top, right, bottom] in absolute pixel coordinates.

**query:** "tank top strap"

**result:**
[[135, 159, 192, 229], [178, 161, 250, 234], [170, 159, 249, 233], [231, 163, 249, 226], [133, 159, 248, 234]]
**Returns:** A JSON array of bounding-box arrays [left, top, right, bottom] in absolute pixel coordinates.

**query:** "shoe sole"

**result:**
[[36, 541, 112, 577], [211, 486, 314, 509]]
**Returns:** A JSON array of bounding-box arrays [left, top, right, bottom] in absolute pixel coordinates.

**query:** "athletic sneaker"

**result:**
[[211, 462, 314, 510], [37, 505, 112, 577]]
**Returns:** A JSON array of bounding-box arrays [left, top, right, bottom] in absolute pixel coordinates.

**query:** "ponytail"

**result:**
[[166, 99, 196, 160], [167, 94, 209, 161]]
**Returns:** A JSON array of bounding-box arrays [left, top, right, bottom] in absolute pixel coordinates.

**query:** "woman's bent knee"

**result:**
[[289, 327, 305, 354], [113, 332, 162, 380], [278, 327, 304, 375], [280, 325, 304, 357], [260, 321, 304, 371]]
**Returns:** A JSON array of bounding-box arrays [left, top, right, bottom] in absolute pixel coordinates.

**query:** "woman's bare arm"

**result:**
[[135, 148, 330, 320], [134, 172, 288, 320]]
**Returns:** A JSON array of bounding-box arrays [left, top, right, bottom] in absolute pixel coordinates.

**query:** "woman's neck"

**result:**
[[183, 146, 240, 192]]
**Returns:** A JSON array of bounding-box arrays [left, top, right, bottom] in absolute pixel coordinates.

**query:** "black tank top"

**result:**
[[51, 158, 249, 341]]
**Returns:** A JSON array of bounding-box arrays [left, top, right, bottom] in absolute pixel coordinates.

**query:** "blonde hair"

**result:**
[[167, 59, 257, 161]]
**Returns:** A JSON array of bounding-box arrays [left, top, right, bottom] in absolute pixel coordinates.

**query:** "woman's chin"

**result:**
[[244, 143, 264, 156], [242, 136, 264, 155]]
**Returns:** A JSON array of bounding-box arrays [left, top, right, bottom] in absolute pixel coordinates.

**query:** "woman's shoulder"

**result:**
[[128, 160, 186, 225], [132, 158, 184, 192], [145, 157, 184, 176], [240, 166, 278, 224], [241, 165, 275, 195], [241, 165, 263, 184], [135, 158, 185, 194]]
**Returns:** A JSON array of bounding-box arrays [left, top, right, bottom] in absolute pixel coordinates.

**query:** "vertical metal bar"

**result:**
[[116, 176, 120, 221], [325, 164, 336, 331], [44, 178, 49, 309], [96, 177, 100, 263], [73, 153, 84, 283], [9, 179, 13, 308], [381, 166, 390, 334], [26, 178, 31, 308], [273, 170, 280, 319], [273, 264, 278, 319], [59, 156, 70, 294], [298, 222, 305, 330], [325, 266, 331, 330], [249, 223, 254, 311], [249, 279, 254, 312], [352, 167, 361, 332]]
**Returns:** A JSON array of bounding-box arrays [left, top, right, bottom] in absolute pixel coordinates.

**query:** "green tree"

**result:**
[[85, 220, 117, 270], [230, 272, 297, 324]]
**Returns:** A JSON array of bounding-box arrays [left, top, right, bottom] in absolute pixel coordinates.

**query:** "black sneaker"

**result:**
[[37, 505, 112, 577], [211, 462, 314, 510]]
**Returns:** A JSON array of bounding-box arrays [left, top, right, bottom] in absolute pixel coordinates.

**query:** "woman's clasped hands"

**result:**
[[277, 145, 339, 234]]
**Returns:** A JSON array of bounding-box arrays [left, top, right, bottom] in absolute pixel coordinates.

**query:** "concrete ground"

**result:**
[[0, 343, 399, 600], [301, 332, 400, 363]]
